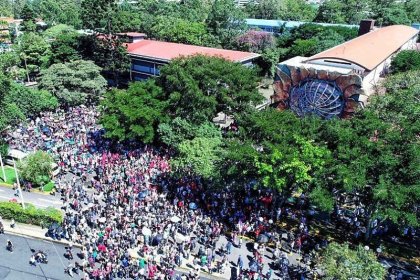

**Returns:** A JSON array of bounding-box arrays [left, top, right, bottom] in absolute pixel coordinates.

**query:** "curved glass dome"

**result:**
[[289, 79, 345, 119]]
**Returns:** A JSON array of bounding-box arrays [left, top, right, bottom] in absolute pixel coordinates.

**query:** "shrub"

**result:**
[[18, 150, 53, 187], [391, 50, 420, 73], [0, 201, 62, 226]]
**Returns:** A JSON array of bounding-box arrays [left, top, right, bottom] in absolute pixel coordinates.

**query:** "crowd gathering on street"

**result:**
[[2, 106, 418, 280]]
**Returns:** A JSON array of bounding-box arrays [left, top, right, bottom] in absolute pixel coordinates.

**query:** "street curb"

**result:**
[[177, 266, 227, 280], [4, 228, 83, 249]]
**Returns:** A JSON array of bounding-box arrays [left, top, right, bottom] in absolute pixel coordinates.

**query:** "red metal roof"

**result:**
[[305, 25, 419, 71], [126, 40, 260, 63]]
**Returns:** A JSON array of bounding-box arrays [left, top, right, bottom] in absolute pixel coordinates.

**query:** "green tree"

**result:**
[[279, 0, 317, 21], [50, 31, 81, 63], [318, 242, 386, 280], [171, 136, 223, 179], [81, 0, 121, 32], [244, 0, 282, 19], [151, 17, 210, 46], [4, 83, 58, 117], [390, 50, 420, 73], [255, 135, 331, 208], [321, 110, 419, 239], [206, 0, 246, 47], [43, 24, 76, 39], [99, 80, 169, 143], [39, 60, 107, 106], [0, 52, 21, 80], [31, 0, 82, 29], [18, 151, 54, 187], [112, 9, 142, 32], [219, 139, 260, 187], [287, 38, 319, 57], [158, 118, 221, 148], [20, 2, 37, 32], [315, 0, 370, 24], [91, 34, 130, 87], [370, 0, 410, 26], [158, 55, 263, 125], [14, 32, 51, 79]]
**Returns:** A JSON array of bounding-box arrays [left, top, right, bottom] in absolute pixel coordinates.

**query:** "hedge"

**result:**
[[0, 201, 63, 226]]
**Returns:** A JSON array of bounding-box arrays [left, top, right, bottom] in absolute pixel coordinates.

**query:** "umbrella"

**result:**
[[98, 217, 106, 223], [189, 202, 198, 210], [152, 234, 163, 246], [175, 232, 190, 243], [142, 227, 152, 236], [257, 234, 269, 243], [170, 216, 181, 223], [128, 248, 140, 259], [138, 191, 148, 199]]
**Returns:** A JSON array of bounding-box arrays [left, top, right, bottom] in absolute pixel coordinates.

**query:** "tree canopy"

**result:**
[[318, 242, 386, 280], [99, 80, 168, 143], [18, 151, 54, 187], [157, 55, 263, 125], [39, 60, 107, 106]]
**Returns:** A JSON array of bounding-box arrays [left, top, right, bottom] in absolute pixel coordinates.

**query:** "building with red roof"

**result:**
[[271, 22, 418, 119], [123, 34, 260, 80]]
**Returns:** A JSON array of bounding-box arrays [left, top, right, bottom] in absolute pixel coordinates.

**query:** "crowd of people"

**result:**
[[4, 105, 323, 279], [5, 105, 416, 280]]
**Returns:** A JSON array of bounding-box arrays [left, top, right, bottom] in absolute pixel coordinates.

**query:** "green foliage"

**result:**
[[151, 17, 211, 46], [18, 151, 54, 187], [171, 136, 223, 179], [158, 55, 263, 125], [0, 202, 63, 226], [39, 60, 107, 106], [4, 83, 58, 117], [50, 31, 81, 63], [390, 50, 420, 73], [245, 0, 316, 21], [43, 24, 76, 39], [14, 32, 51, 78], [42, 181, 55, 192], [92, 34, 130, 86], [81, 0, 117, 31], [316, 0, 412, 25], [158, 118, 221, 148], [20, 2, 37, 31], [318, 242, 386, 280], [100, 80, 169, 143], [0, 140, 9, 159], [112, 9, 142, 32], [277, 24, 357, 61], [206, 0, 246, 47], [31, 0, 82, 29], [254, 136, 330, 196]]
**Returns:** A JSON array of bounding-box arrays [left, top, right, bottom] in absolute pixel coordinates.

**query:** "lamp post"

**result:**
[[0, 153, 6, 182], [13, 159, 25, 209]]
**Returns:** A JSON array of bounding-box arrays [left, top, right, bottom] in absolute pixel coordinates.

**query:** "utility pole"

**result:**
[[13, 159, 25, 209], [0, 153, 6, 183]]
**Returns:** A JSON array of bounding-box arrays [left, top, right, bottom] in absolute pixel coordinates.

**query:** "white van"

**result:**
[[6, 149, 60, 177], [5, 149, 28, 165]]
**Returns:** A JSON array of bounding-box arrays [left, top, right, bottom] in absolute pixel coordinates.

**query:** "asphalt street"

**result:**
[[0, 233, 75, 280], [0, 233, 217, 280], [0, 187, 62, 209]]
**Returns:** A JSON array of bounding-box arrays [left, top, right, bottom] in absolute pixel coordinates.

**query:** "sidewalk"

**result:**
[[1, 218, 75, 247], [0, 218, 305, 279]]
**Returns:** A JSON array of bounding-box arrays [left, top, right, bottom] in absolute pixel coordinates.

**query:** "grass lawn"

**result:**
[[0, 166, 17, 185]]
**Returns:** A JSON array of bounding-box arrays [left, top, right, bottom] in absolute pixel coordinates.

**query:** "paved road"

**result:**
[[0, 233, 74, 280], [0, 187, 62, 209], [0, 233, 217, 280]]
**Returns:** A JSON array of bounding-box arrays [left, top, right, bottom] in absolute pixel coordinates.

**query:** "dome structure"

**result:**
[[289, 79, 344, 119]]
